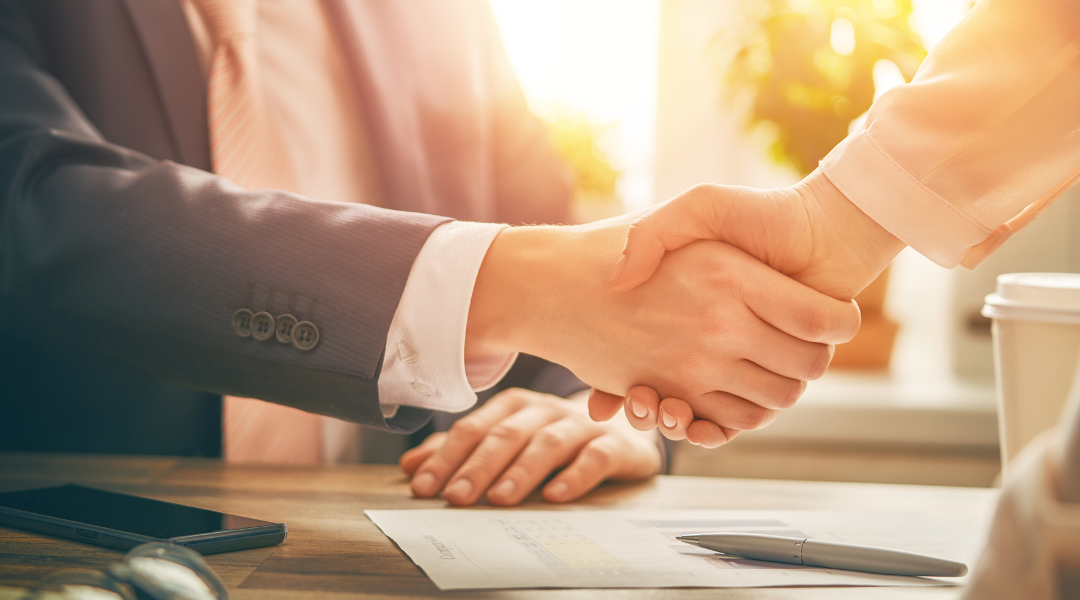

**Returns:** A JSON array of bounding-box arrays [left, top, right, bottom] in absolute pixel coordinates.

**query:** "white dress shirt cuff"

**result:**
[[820, 128, 992, 269], [378, 221, 516, 419]]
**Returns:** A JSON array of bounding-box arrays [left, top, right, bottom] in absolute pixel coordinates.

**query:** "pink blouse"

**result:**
[[822, 0, 1080, 268]]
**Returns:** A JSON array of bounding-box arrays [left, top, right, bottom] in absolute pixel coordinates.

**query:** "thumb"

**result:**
[[607, 186, 731, 292]]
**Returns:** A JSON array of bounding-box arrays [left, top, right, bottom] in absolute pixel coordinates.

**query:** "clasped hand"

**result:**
[[426, 176, 880, 503], [589, 169, 904, 446]]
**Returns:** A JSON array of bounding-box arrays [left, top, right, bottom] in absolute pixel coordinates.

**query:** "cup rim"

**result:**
[[983, 293, 1080, 324]]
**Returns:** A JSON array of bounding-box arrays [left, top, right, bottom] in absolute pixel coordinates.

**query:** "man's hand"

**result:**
[[464, 215, 861, 438], [591, 169, 906, 444], [402, 388, 660, 505]]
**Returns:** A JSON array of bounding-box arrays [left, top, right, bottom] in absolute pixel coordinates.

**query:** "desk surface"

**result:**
[[0, 453, 998, 599]]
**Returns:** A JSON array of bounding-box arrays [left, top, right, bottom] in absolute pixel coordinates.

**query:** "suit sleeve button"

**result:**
[[291, 321, 319, 351], [275, 314, 298, 343], [250, 311, 276, 341], [232, 309, 254, 338]]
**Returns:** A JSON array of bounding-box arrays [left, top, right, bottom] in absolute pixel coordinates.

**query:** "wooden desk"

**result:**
[[0, 453, 998, 599]]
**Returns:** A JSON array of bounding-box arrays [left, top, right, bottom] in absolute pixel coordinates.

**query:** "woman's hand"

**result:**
[[590, 169, 904, 445], [607, 168, 905, 300], [401, 388, 661, 506]]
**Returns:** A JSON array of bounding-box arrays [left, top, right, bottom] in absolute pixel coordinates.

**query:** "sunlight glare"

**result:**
[[488, 0, 661, 210], [909, 0, 971, 50], [872, 59, 905, 101], [830, 17, 856, 56]]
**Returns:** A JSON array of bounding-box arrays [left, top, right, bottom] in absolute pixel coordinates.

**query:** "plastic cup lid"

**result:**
[[983, 273, 1080, 324]]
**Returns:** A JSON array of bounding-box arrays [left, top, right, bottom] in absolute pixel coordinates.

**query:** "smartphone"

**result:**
[[0, 484, 286, 554]]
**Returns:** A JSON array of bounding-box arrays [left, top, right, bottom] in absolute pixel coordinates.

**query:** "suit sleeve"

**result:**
[[0, 2, 448, 433], [821, 0, 1080, 268]]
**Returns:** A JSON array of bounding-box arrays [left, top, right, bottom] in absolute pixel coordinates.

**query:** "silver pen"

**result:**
[[677, 533, 968, 577]]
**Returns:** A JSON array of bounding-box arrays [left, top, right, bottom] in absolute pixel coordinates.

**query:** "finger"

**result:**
[[443, 405, 562, 505], [609, 187, 727, 292], [686, 420, 740, 449], [740, 260, 862, 344], [400, 432, 447, 475], [623, 386, 660, 430], [486, 417, 597, 506], [409, 395, 529, 498], [656, 397, 693, 441], [543, 434, 657, 503], [588, 389, 624, 422], [736, 311, 837, 382], [689, 390, 781, 432], [720, 359, 808, 411]]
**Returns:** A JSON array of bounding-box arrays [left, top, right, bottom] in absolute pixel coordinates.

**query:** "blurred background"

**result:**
[[484, 0, 1080, 488]]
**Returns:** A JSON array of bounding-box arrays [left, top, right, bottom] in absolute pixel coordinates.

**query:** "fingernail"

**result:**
[[446, 478, 473, 501], [547, 481, 569, 500], [661, 408, 677, 428], [630, 398, 648, 419], [413, 472, 437, 496], [492, 479, 516, 498], [607, 254, 628, 287]]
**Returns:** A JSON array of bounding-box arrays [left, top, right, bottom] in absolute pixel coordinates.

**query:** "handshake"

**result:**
[[467, 168, 905, 446], [403, 169, 907, 506]]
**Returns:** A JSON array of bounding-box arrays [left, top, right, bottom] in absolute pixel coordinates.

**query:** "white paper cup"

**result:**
[[983, 273, 1080, 474]]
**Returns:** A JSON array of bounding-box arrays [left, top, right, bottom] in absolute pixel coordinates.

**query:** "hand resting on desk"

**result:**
[[401, 388, 660, 505]]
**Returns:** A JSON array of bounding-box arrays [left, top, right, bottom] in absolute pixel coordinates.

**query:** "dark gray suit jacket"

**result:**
[[0, 0, 580, 455]]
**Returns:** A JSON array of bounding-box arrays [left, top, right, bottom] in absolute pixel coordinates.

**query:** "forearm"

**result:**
[[2, 142, 444, 410], [820, 0, 1080, 268], [0, 59, 451, 427]]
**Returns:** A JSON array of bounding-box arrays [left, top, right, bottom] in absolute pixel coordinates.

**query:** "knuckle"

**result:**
[[626, 216, 651, 236], [681, 182, 714, 200], [582, 440, 616, 470], [488, 423, 526, 444], [500, 387, 528, 401], [701, 263, 738, 294], [772, 379, 805, 410], [533, 428, 567, 452], [739, 405, 779, 430], [723, 400, 769, 430], [454, 464, 493, 484], [422, 452, 456, 476], [805, 344, 834, 380], [798, 305, 829, 341], [498, 387, 534, 406], [626, 214, 660, 244], [448, 418, 485, 442]]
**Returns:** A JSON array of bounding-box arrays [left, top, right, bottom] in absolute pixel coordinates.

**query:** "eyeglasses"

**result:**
[[19, 543, 230, 600]]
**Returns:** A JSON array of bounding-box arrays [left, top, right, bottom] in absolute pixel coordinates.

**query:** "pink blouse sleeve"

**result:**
[[821, 0, 1080, 268]]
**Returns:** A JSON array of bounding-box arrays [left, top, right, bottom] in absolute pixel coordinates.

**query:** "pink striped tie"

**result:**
[[192, 0, 323, 465]]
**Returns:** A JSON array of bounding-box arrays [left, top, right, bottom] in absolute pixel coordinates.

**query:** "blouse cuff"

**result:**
[[820, 129, 992, 268]]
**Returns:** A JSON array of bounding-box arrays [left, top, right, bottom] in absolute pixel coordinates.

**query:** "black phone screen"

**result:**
[[0, 484, 274, 539]]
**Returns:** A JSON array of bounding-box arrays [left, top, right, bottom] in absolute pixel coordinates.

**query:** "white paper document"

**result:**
[[366, 509, 980, 590]]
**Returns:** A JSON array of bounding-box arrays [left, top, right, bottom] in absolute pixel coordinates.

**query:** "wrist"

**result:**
[[464, 219, 630, 364], [465, 225, 590, 361], [796, 168, 906, 299], [465, 226, 545, 360]]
